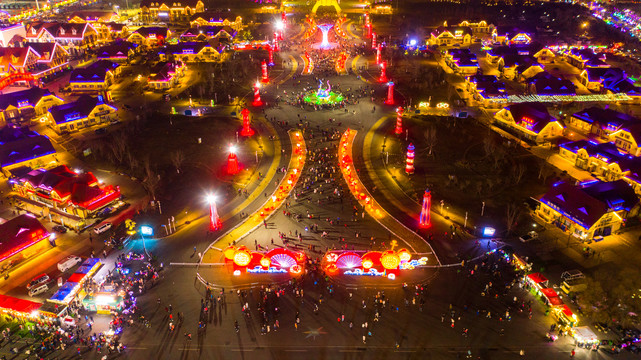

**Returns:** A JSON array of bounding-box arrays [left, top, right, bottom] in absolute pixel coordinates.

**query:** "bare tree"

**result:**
[[109, 133, 128, 165], [483, 135, 496, 158], [170, 150, 185, 174], [512, 163, 526, 185], [423, 126, 437, 156], [506, 203, 520, 237], [142, 159, 160, 201], [537, 160, 555, 184]]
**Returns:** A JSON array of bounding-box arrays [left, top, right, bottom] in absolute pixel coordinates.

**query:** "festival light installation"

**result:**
[[240, 108, 254, 136], [206, 195, 221, 231], [376, 44, 382, 65], [281, 11, 287, 28], [302, 51, 314, 75], [372, 32, 377, 49], [405, 143, 415, 175], [224, 246, 306, 276], [322, 248, 427, 280], [268, 46, 275, 66], [252, 81, 263, 106], [394, 107, 404, 135], [335, 52, 348, 75], [274, 37, 280, 51], [419, 189, 431, 227], [385, 81, 395, 105], [261, 61, 269, 83], [227, 145, 240, 175], [379, 61, 388, 83], [317, 24, 334, 49], [380, 250, 401, 270], [233, 247, 252, 267]]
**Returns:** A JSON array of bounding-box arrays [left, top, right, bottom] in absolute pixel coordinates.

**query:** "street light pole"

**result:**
[[481, 201, 485, 216]]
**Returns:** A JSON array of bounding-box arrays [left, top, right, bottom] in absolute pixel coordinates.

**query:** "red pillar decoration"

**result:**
[[376, 44, 381, 65], [379, 61, 388, 83], [364, 13, 371, 39], [385, 81, 394, 105], [252, 82, 263, 107], [209, 199, 221, 231], [395, 107, 404, 135], [261, 60, 269, 83], [227, 149, 240, 175], [405, 143, 415, 175], [372, 32, 377, 49], [281, 11, 287, 28], [274, 38, 279, 51], [268, 46, 275, 66], [420, 189, 431, 228], [240, 108, 254, 136]]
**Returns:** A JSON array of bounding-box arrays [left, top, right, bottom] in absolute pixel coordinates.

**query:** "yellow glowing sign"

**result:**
[[233, 250, 251, 266]]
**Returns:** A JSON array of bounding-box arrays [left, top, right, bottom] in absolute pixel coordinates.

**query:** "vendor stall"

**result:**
[[82, 293, 124, 314], [540, 288, 563, 307], [512, 254, 531, 271], [0, 294, 43, 320], [553, 304, 578, 328], [49, 258, 101, 305]]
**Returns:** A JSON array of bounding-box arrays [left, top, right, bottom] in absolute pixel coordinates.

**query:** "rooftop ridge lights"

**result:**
[[487, 93, 632, 103]]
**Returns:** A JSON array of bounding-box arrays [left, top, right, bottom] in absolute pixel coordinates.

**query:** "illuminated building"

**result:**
[[536, 180, 638, 239], [0, 87, 64, 126], [579, 67, 625, 92], [0, 47, 40, 87], [46, 94, 117, 134], [0, 126, 56, 171], [148, 61, 184, 90], [68, 60, 120, 93], [562, 47, 608, 70], [0, 24, 26, 47], [0, 214, 51, 272], [443, 48, 478, 75], [140, 0, 205, 24], [528, 72, 576, 96], [180, 25, 236, 41], [428, 26, 473, 46], [158, 41, 221, 63], [24, 22, 98, 51], [494, 103, 565, 144], [26, 42, 70, 79], [189, 11, 243, 30], [443, 19, 493, 33], [12, 165, 121, 229], [126, 27, 171, 47], [491, 26, 532, 45], [567, 106, 635, 138], [465, 75, 505, 108]]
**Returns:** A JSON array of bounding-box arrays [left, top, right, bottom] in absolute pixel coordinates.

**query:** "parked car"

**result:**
[[27, 274, 50, 290], [561, 269, 585, 281], [519, 231, 539, 243], [53, 225, 67, 233], [57, 255, 82, 272], [28, 284, 48, 297], [93, 222, 112, 234], [595, 323, 609, 333]]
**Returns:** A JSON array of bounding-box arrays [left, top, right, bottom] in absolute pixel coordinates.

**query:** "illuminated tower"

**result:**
[[419, 189, 431, 228], [207, 195, 221, 231], [372, 32, 377, 49], [227, 145, 240, 175], [268, 46, 275, 66], [385, 81, 395, 105], [379, 61, 388, 83], [376, 44, 381, 65], [394, 107, 404, 135], [261, 60, 269, 83], [405, 143, 415, 175], [253, 82, 263, 107]]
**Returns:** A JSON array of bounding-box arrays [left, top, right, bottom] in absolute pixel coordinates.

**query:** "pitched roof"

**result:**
[[506, 102, 558, 133], [181, 25, 236, 38], [189, 10, 238, 22], [67, 10, 118, 22], [540, 180, 638, 228], [95, 41, 137, 59], [148, 61, 178, 82], [572, 106, 636, 128], [141, 0, 202, 7], [431, 26, 472, 37], [48, 95, 101, 125], [158, 41, 210, 55], [0, 214, 49, 262], [68, 60, 119, 83], [531, 72, 576, 95], [25, 42, 68, 63], [605, 78, 641, 95], [584, 67, 625, 84], [0, 126, 56, 168], [132, 26, 169, 39], [0, 87, 55, 111], [494, 25, 535, 38], [25, 22, 92, 40], [0, 46, 36, 69]]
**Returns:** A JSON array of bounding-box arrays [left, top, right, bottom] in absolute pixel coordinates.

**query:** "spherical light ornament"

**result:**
[[260, 257, 271, 268], [223, 246, 236, 260], [325, 263, 338, 274], [325, 253, 338, 263], [233, 249, 252, 267], [362, 259, 373, 269], [397, 249, 411, 262], [380, 251, 400, 270], [289, 264, 303, 275]]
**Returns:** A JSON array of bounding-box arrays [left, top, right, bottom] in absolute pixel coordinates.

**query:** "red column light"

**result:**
[[372, 32, 377, 50], [376, 44, 382, 65], [261, 60, 269, 83], [405, 143, 415, 175], [379, 61, 388, 83], [420, 189, 431, 228], [385, 81, 394, 105], [240, 108, 254, 136], [227, 145, 240, 175], [207, 195, 221, 231], [268, 46, 275, 66], [395, 107, 404, 135], [252, 82, 263, 107]]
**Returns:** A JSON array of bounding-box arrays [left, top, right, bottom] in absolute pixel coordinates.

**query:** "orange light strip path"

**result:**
[[338, 129, 441, 264]]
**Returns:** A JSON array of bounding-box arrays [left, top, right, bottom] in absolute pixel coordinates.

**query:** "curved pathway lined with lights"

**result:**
[[338, 129, 440, 265], [199, 130, 307, 265]]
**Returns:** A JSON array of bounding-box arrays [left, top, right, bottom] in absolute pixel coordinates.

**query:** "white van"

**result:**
[[93, 222, 112, 235], [57, 255, 82, 272], [28, 284, 48, 297]]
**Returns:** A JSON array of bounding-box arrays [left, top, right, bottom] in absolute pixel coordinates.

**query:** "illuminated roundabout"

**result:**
[[196, 130, 308, 289]]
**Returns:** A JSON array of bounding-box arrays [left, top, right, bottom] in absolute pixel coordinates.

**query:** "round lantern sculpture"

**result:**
[[223, 246, 236, 260], [380, 250, 401, 270], [260, 256, 271, 268], [397, 248, 411, 262], [362, 258, 373, 269], [289, 264, 303, 275], [233, 247, 252, 267]]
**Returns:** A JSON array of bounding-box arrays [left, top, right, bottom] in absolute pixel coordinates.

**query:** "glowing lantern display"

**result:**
[[233, 248, 252, 267], [268, 46, 275, 66], [380, 250, 400, 270], [289, 264, 303, 275], [372, 32, 377, 49], [397, 249, 411, 262], [379, 61, 388, 83], [420, 188, 431, 227], [376, 44, 381, 65], [325, 263, 338, 274], [223, 246, 236, 260], [240, 108, 254, 137], [385, 81, 395, 105], [405, 143, 415, 175], [362, 259, 373, 269], [261, 60, 269, 83], [260, 257, 271, 268], [227, 146, 240, 175], [252, 82, 263, 107], [395, 107, 404, 135], [325, 253, 338, 262]]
